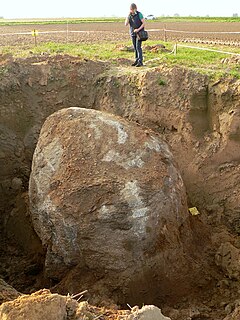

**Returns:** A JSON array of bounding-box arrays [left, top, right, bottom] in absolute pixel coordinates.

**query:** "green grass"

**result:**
[[158, 78, 167, 86], [0, 16, 240, 26], [164, 43, 240, 76], [151, 16, 240, 23], [0, 18, 124, 26], [1, 40, 239, 79]]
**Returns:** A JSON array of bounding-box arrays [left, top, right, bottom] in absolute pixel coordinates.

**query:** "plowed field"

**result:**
[[0, 21, 239, 46]]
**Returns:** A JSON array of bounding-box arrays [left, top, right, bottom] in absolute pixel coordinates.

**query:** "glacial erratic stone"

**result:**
[[29, 107, 192, 297]]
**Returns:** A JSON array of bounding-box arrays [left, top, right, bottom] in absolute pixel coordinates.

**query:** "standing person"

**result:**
[[125, 3, 145, 67]]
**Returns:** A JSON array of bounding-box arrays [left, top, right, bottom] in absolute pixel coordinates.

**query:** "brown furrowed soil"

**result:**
[[0, 21, 239, 46]]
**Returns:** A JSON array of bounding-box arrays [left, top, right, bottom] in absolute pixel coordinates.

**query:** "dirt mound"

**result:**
[[0, 289, 79, 320], [0, 287, 171, 320]]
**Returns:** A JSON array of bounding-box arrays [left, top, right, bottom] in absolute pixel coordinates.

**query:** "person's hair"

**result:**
[[130, 3, 137, 10]]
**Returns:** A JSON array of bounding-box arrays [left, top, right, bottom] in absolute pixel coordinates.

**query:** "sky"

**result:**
[[1, 0, 239, 19]]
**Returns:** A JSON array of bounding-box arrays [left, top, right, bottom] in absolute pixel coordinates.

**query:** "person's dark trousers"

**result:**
[[131, 36, 143, 64]]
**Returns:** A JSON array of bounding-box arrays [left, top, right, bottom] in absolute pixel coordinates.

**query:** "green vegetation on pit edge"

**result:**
[[0, 16, 240, 26], [0, 40, 239, 79]]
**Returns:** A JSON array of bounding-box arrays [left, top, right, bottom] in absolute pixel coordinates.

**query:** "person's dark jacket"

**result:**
[[128, 11, 144, 36]]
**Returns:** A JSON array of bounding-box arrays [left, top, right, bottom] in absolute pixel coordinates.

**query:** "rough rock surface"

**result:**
[[0, 56, 106, 233], [128, 305, 171, 320], [29, 107, 193, 302], [0, 279, 21, 304], [224, 306, 240, 320], [215, 242, 240, 280]]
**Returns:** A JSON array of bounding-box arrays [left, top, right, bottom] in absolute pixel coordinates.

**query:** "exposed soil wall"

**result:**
[[0, 54, 239, 319]]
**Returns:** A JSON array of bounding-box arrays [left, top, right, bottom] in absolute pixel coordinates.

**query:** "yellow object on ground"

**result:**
[[189, 207, 200, 216]]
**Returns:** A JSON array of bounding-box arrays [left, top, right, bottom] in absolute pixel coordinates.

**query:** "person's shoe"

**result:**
[[136, 62, 143, 67], [131, 61, 138, 66]]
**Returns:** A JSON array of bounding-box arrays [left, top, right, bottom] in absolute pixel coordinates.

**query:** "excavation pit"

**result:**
[[0, 55, 240, 319]]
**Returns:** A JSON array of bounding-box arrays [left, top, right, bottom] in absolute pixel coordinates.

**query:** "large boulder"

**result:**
[[29, 107, 193, 301]]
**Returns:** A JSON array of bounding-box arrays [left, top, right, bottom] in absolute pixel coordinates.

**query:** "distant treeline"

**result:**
[[0, 16, 239, 26]]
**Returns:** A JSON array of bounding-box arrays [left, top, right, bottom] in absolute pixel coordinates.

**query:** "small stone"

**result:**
[[217, 279, 230, 288], [225, 303, 234, 314], [128, 305, 171, 320], [11, 178, 22, 191], [0, 151, 6, 159]]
